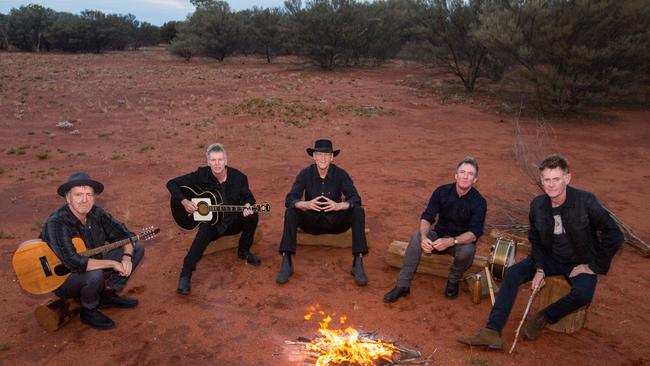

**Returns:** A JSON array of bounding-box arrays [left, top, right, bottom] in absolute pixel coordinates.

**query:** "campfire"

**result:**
[[286, 305, 431, 366]]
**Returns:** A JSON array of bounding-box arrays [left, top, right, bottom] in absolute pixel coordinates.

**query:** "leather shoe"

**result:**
[[238, 252, 261, 266], [383, 286, 410, 303], [523, 311, 547, 340], [457, 327, 503, 349], [276, 253, 293, 284], [177, 274, 191, 295], [445, 281, 459, 298], [351, 254, 368, 286], [99, 290, 138, 308], [80, 307, 114, 329]]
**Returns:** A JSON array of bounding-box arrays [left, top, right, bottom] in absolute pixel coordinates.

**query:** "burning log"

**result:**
[[289, 307, 432, 366]]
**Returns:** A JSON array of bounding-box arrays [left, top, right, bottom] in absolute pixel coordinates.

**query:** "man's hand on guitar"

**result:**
[[242, 203, 254, 217], [181, 199, 197, 215]]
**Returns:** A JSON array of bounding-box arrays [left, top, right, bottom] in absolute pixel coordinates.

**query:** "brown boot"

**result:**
[[523, 311, 547, 340], [457, 328, 503, 350]]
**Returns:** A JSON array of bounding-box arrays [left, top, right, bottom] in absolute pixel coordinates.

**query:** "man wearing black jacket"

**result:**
[[458, 154, 623, 349], [167, 143, 260, 295], [275, 139, 369, 285]]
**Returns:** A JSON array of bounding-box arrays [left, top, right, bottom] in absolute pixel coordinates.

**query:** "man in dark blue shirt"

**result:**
[[384, 157, 487, 302], [167, 143, 260, 295], [276, 139, 369, 285]]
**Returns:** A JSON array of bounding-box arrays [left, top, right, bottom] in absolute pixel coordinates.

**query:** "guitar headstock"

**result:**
[[256, 203, 271, 212], [140, 226, 161, 240]]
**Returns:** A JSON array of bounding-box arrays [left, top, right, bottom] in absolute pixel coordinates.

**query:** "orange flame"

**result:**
[[303, 309, 395, 366]]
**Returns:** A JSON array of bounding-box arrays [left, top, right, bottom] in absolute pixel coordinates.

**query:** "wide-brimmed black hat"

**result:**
[[306, 139, 340, 157], [57, 172, 104, 197]]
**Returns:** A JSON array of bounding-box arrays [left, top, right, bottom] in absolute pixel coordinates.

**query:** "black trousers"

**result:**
[[278, 206, 368, 255], [54, 242, 145, 309], [182, 213, 259, 275]]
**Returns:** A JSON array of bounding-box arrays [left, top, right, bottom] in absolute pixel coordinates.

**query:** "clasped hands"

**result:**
[[297, 196, 347, 212]]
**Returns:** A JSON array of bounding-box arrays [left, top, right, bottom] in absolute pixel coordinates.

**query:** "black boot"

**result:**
[[276, 253, 293, 284], [177, 273, 192, 295], [99, 290, 138, 308], [80, 307, 114, 329], [351, 254, 368, 286]]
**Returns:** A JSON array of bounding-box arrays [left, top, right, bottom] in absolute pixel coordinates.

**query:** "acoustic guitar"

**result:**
[[12, 226, 159, 295], [170, 185, 271, 230]]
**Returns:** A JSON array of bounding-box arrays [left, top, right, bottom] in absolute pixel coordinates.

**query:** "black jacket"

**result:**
[[528, 185, 623, 275]]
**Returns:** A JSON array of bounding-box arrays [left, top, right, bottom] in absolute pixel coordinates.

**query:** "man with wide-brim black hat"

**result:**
[[40, 172, 144, 329], [276, 139, 369, 285]]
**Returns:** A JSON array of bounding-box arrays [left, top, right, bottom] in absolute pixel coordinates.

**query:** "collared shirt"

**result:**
[[40, 205, 132, 273], [167, 166, 255, 233], [421, 183, 487, 239], [285, 163, 361, 209]]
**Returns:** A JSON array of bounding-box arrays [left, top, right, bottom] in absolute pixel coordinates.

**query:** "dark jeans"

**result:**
[[182, 213, 258, 275], [486, 255, 597, 333], [54, 242, 145, 309], [278, 206, 368, 255], [397, 230, 476, 287]]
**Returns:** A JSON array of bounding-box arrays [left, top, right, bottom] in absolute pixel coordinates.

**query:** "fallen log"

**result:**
[[385, 240, 486, 278]]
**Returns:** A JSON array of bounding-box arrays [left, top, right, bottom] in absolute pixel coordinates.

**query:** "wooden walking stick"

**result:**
[[484, 267, 496, 306], [509, 285, 541, 354]]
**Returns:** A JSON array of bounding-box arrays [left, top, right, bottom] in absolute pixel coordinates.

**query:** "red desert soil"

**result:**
[[0, 47, 648, 366]]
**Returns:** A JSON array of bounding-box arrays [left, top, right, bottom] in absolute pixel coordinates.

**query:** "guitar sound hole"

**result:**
[[197, 203, 209, 215]]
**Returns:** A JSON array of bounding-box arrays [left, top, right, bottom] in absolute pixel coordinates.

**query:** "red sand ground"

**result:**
[[0, 47, 648, 366]]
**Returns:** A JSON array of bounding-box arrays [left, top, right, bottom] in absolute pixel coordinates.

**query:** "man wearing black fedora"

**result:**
[[276, 139, 369, 285], [40, 172, 144, 329]]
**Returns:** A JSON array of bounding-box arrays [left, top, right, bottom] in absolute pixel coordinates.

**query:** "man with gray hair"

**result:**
[[383, 157, 487, 302], [167, 143, 261, 295]]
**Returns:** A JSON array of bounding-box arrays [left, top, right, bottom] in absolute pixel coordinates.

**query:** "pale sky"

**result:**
[[0, 0, 287, 25]]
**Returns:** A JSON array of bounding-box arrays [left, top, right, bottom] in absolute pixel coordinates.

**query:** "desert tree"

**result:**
[[249, 7, 286, 63], [7, 4, 54, 51], [0, 13, 9, 50], [170, 22, 201, 61], [476, 0, 650, 113], [46, 12, 87, 52], [186, 0, 240, 61], [413, 0, 504, 92], [133, 22, 160, 49], [160, 21, 180, 43]]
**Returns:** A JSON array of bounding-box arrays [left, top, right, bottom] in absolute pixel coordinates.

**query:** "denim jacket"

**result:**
[[528, 186, 623, 275]]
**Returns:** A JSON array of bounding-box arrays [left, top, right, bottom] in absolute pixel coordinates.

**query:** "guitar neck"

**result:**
[[210, 205, 260, 212], [81, 234, 140, 257]]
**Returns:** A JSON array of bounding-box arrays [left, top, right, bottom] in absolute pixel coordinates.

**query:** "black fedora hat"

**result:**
[[306, 139, 340, 157], [57, 172, 104, 197]]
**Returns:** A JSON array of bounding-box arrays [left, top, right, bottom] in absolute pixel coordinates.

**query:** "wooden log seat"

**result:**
[[385, 240, 487, 279], [538, 275, 588, 334], [34, 296, 81, 332], [297, 228, 370, 248]]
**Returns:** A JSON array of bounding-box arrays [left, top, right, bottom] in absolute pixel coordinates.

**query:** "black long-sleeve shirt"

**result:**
[[40, 205, 132, 273], [285, 164, 361, 209], [421, 183, 487, 239], [166, 166, 255, 233]]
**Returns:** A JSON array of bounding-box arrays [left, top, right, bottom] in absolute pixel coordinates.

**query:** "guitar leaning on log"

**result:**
[[170, 185, 271, 230], [12, 226, 160, 295]]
